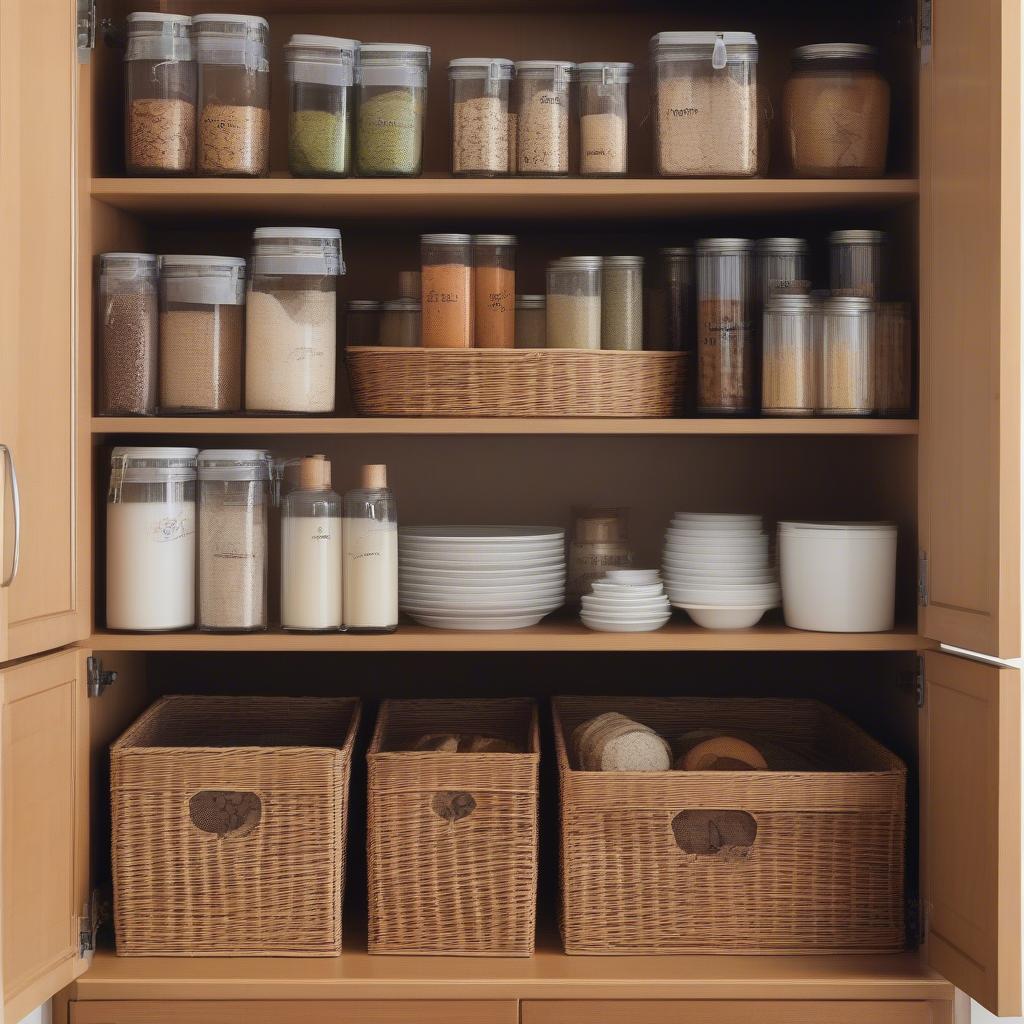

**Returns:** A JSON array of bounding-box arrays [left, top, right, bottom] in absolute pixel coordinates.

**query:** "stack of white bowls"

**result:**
[[399, 526, 566, 630], [580, 570, 672, 633], [662, 513, 781, 629]]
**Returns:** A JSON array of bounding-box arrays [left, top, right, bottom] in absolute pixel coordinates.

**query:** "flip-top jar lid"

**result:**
[[198, 448, 272, 481], [109, 446, 198, 485], [576, 61, 634, 84], [192, 12, 269, 31], [829, 229, 887, 245], [755, 237, 808, 254], [125, 12, 193, 61], [448, 57, 514, 79], [651, 31, 758, 67], [160, 255, 246, 305], [251, 227, 344, 276], [193, 13, 269, 68], [286, 34, 359, 56], [792, 43, 878, 65], [360, 42, 431, 67], [285, 34, 359, 85], [514, 59, 575, 83]]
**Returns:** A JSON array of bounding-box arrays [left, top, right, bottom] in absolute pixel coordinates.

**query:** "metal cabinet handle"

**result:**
[[0, 443, 21, 587]]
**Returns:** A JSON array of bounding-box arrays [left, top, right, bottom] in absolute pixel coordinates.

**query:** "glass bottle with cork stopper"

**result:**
[[343, 464, 398, 632]]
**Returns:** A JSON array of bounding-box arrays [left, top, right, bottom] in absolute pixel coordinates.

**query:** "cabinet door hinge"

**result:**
[[86, 656, 117, 698], [918, 0, 933, 64], [917, 550, 929, 606], [915, 654, 925, 708], [77, 0, 97, 63], [78, 890, 104, 957]]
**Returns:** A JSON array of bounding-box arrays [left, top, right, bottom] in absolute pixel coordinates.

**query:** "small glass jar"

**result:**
[[514, 60, 575, 176], [762, 293, 815, 416], [567, 507, 632, 605], [197, 449, 272, 632], [285, 34, 359, 178], [696, 238, 755, 414], [577, 62, 633, 176], [650, 31, 759, 177], [379, 299, 422, 347], [783, 44, 890, 178], [546, 256, 602, 350], [829, 229, 886, 299], [473, 234, 516, 348], [817, 295, 875, 415], [874, 301, 913, 416], [449, 58, 514, 177], [346, 299, 381, 346], [356, 43, 430, 177], [515, 294, 546, 348], [194, 14, 270, 177], [647, 246, 694, 354], [124, 13, 196, 175], [159, 255, 245, 413], [245, 227, 344, 413], [601, 255, 643, 351], [420, 233, 473, 348]]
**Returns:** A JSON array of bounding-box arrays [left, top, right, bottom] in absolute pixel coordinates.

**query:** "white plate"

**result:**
[[590, 581, 664, 596], [408, 611, 549, 630], [401, 526, 564, 542], [401, 581, 565, 596], [401, 555, 565, 570], [402, 600, 564, 614], [663, 576, 777, 587], [681, 605, 773, 629], [581, 614, 671, 633], [605, 570, 661, 584], [581, 598, 670, 613], [673, 513, 760, 522], [665, 536, 769, 550]]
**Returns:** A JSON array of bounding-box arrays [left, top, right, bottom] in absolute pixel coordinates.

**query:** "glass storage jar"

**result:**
[[874, 300, 913, 416], [124, 12, 196, 175], [761, 293, 815, 416], [829, 229, 886, 299], [650, 31, 759, 177], [398, 270, 420, 299], [194, 13, 270, 177], [245, 227, 344, 413], [649, 246, 694, 353], [473, 234, 516, 348], [346, 299, 381, 346], [601, 255, 643, 351], [97, 253, 158, 416], [754, 237, 809, 312], [567, 508, 632, 605], [379, 298, 421, 346], [577, 62, 633, 176], [515, 294, 546, 348], [817, 295, 875, 415], [197, 449, 272, 632], [106, 446, 197, 631], [421, 233, 473, 348], [783, 44, 890, 178], [547, 256, 602, 350], [514, 60, 575, 176], [285, 34, 359, 178], [449, 58, 514, 177], [356, 43, 430, 177], [159, 254, 245, 413]]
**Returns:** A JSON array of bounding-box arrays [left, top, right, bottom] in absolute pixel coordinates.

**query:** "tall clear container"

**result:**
[[379, 299, 421, 347], [567, 508, 632, 606], [514, 60, 575, 176], [874, 301, 913, 416], [124, 12, 196, 175], [648, 246, 694, 354], [473, 234, 516, 348], [829, 229, 886, 299], [577, 62, 633, 176], [515, 294, 546, 348], [449, 58, 514, 177], [421, 233, 473, 348], [817, 296, 875, 415], [343, 464, 398, 633], [546, 256, 602, 349], [761, 293, 815, 416], [754, 237, 809, 311], [346, 299, 381, 346], [601, 255, 643, 351]]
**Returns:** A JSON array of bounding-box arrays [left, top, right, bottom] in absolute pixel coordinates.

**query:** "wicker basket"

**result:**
[[367, 698, 540, 956], [346, 347, 688, 417], [111, 696, 361, 957], [553, 696, 906, 955]]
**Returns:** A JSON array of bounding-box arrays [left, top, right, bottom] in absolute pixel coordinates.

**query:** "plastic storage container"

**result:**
[[875, 301, 913, 416], [379, 298, 421, 347], [817, 295, 875, 415], [547, 256, 602, 349], [124, 12, 196, 175], [421, 233, 473, 348], [754, 237, 809, 312], [194, 14, 270, 177], [650, 246, 694, 354], [567, 508, 632, 604], [473, 234, 516, 348], [761, 293, 815, 416], [449, 58, 514, 176], [159, 255, 245, 412], [514, 60, 575, 176], [601, 255, 643, 351], [577, 62, 633, 176], [343, 464, 398, 632], [829, 229, 886, 299], [346, 299, 381, 346], [515, 294, 546, 348]]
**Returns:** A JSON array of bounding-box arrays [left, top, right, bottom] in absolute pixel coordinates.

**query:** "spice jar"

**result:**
[[874, 301, 913, 416], [601, 255, 643, 351], [696, 238, 755, 414], [158, 255, 245, 413], [783, 44, 890, 178], [245, 227, 344, 413], [577, 62, 633, 176], [379, 298, 421, 347], [567, 508, 632, 606], [285, 34, 359, 178], [514, 60, 575, 176], [197, 449, 272, 632], [421, 233, 473, 348], [356, 43, 430, 177], [124, 13, 196, 175], [97, 253, 158, 416], [194, 14, 270, 177], [650, 31, 759, 177], [761, 294, 815, 416], [515, 295, 546, 348], [817, 295, 875, 415], [449, 58, 514, 177], [345, 299, 381, 346], [546, 257, 602, 350], [106, 446, 197, 631], [473, 234, 516, 348], [649, 246, 694, 354], [829, 229, 886, 299]]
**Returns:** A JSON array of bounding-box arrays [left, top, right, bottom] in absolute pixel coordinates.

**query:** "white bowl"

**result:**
[[590, 581, 665, 598], [682, 605, 773, 629], [605, 569, 661, 585], [581, 597, 670, 614], [580, 615, 670, 633], [668, 590, 780, 607]]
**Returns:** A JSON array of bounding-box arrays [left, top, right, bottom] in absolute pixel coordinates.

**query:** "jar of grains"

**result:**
[[577, 62, 633, 176], [650, 32, 759, 177], [158, 255, 245, 413], [601, 255, 644, 351], [197, 449, 272, 632], [515, 294, 546, 348], [245, 227, 343, 413], [817, 295, 875, 415], [449, 58, 514, 177], [420, 233, 473, 347], [285, 34, 359, 178], [346, 299, 381, 346], [379, 299, 421, 346], [514, 60, 575, 176], [473, 234, 516, 347], [106, 446, 197, 631], [761, 293, 815, 416], [124, 13, 196, 175], [829, 229, 886, 299], [193, 14, 270, 177], [97, 253, 158, 416], [874, 300, 913, 416], [696, 238, 755, 414], [356, 43, 430, 177], [547, 257, 602, 349], [649, 246, 694, 353], [783, 44, 890, 178]]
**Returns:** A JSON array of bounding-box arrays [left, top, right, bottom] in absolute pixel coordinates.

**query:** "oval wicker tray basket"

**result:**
[[346, 347, 688, 418]]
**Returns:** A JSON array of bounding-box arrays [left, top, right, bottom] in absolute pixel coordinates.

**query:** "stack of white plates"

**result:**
[[662, 513, 781, 629], [580, 569, 672, 633], [399, 526, 566, 630]]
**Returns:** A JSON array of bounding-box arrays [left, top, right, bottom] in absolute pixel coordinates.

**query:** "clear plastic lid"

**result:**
[[650, 31, 758, 68], [829, 229, 887, 245], [192, 13, 269, 70], [576, 61, 634, 84], [250, 227, 344, 276], [198, 448, 272, 481], [448, 57, 514, 80], [514, 60, 575, 85], [792, 43, 879, 67], [285, 34, 359, 87], [159, 255, 246, 305], [696, 238, 755, 254], [359, 42, 430, 87], [472, 234, 518, 247], [125, 12, 193, 62], [421, 232, 473, 246], [100, 252, 158, 278], [109, 446, 198, 486], [360, 42, 430, 66], [755, 237, 808, 255], [551, 255, 603, 270], [602, 255, 644, 269]]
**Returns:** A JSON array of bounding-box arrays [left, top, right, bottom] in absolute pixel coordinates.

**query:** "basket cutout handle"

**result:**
[[189, 790, 262, 839], [431, 790, 476, 822], [671, 809, 757, 857]]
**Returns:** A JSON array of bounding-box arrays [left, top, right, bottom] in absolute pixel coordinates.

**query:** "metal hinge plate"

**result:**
[[917, 551, 929, 606], [87, 656, 117, 698], [77, 0, 97, 63], [918, 0, 933, 64], [78, 890, 102, 957]]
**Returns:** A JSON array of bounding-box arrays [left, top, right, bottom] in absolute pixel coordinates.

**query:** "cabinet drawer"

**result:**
[[522, 1001, 938, 1024]]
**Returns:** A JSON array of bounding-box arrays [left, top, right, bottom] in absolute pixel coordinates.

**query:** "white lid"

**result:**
[[192, 12, 268, 28], [250, 228, 343, 276], [576, 61, 634, 83], [159, 254, 246, 268], [109, 446, 197, 486], [287, 33, 359, 51], [198, 448, 272, 481], [448, 57, 514, 78], [126, 12, 191, 25], [651, 31, 757, 68], [651, 31, 756, 46], [253, 226, 341, 240], [362, 42, 430, 52], [112, 445, 198, 462], [779, 520, 896, 532], [101, 252, 157, 267]]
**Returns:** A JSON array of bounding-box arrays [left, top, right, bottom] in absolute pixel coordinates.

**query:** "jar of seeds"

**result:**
[[577, 62, 633, 176], [346, 299, 381, 346], [601, 255, 643, 350], [874, 301, 913, 415], [515, 294, 546, 348], [761, 293, 815, 416], [547, 257, 601, 349], [514, 60, 575, 176], [449, 58, 514, 177], [817, 295, 875, 415], [829, 229, 886, 299], [379, 298, 421, 346]]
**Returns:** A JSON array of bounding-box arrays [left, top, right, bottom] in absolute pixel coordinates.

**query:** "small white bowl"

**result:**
[[591, 581, 664, 597], [582, 597, 670, 614], [581, 614, 671, 633], [682, 605, 773, 629], [605, 569, 661, 585]]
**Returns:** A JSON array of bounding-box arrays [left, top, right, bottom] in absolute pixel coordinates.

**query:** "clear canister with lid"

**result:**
[[245, 227, 344, 413], [874, 300, 913, 416], [762, 293, 816, 416], [577, 62, 633, 176], [514, 60, 575, 176], [421, 233, 473, 348], [124, 12, 196, 175], [346, 299, 381, 346], [285, 34, 359, 178], [648, 246, 694, 354], [449, 58, 515, 177], [159, 255, 245, 413], [754, 237, 809, 312], [601, 255, 644, 351], [356, 43, 431, 177], [546, 256, 602, 350], [817, 295, 875, 415], [515, 294, 546, 348], [379, 299, 422, 346], [829, 229, 886, 299], [473, 234, 516, 348]]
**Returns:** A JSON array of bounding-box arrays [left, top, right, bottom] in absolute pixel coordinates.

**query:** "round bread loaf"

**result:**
[[676, 735, 768, 772]]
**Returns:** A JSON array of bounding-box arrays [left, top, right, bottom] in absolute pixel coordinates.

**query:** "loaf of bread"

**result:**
[[410, 733, 521, 754], [572, 712, 671, 772], [412, 733, 460, 752], [672, 730, 768, 772]]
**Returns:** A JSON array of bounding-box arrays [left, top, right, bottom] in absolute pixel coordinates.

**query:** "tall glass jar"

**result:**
[[577, 62, 633, 176], [761, 293, 815, 416], [449, 58, 514, 177], [379, 299, 421, 346], [874, 301, 913, 416], [829, 229, 886, 299], [421, 233, 473, 348], [245, 227, 344, 413], [817, 296, 875, 415], [546, 256, 602, 350], [124, 13, 195, 175], [601, 255, 643, 351], [514, 60, 575, 176], [343, 464, 398, 633], [648, 246, 694, 354], [159, 255, 245, 413], [194, 14, 270, 177], [285, 35, 359, 178], [346, 299, 381, 346], [473, 234, 516, 347], [515, 294, 546, 348]]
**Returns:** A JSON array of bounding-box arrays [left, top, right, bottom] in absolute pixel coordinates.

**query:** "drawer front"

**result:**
[[522, 1001, 938, 1024]]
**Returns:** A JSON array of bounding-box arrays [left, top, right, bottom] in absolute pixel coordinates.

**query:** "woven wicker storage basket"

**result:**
[[111, 695, 361, 957], [346, 347, 688, 417], [553, 696, 906, 955], [367, 698, 540, 956]]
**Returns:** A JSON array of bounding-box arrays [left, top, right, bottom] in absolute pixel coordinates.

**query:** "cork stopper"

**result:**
[[579, 516, 618, 543], [361, 463, 388, 489], [299, 454, 331, 490], [398, 270, 421, 300]]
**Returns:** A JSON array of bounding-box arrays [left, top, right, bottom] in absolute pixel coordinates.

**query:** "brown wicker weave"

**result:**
[[367, 698, 540, 956], [553, 696, 906, 956], [111, 696, 360, 957], [346, 347, 688, 417]]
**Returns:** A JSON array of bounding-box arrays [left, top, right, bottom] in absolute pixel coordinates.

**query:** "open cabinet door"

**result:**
[[921, 651, 1021, 1015], [918, 0, 1021, 659]]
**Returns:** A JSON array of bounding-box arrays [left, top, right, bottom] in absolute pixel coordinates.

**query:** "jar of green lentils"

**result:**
[[285, 34, 359, 178], [356, 42, 430, 176]]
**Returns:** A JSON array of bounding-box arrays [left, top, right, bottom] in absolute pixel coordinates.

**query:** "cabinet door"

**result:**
[[921, 651, 1020, 1016], [522, 1002, 942, 1024]]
